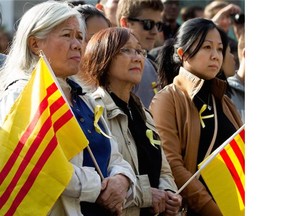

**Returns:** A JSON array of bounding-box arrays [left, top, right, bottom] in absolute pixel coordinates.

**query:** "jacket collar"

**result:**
[[66, 78, 85, 96], [173, 67, 227, 100], [93, 87, 147, 121]]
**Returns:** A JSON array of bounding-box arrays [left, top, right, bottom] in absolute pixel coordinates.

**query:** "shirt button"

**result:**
[[80, 118, 85, 122], [87, 129, 91, 133]]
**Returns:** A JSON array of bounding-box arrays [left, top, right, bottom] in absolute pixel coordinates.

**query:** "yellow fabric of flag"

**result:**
[[199, 127, 245, 216], [0, 57, 89, 216]]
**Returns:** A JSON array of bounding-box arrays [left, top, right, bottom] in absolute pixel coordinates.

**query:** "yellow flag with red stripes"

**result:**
[[199, 126, 245, 216], [0, 56, 88, 215]]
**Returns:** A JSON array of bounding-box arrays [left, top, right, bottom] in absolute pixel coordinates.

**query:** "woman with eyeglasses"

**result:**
[[80, 27, 182, 216], [116, 0, 164, 109], [150, 18, 243, 215]]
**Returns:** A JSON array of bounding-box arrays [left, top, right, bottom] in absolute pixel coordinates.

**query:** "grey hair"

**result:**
[[0, 1, 85, 90]]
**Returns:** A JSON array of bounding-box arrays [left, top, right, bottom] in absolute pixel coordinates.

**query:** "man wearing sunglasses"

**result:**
[[116, 0, 164, 108]]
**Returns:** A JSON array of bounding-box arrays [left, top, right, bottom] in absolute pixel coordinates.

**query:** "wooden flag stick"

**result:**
[[86, 146, 104, 181], [176, 169, 200, 195], [175, 124, 245, 195]]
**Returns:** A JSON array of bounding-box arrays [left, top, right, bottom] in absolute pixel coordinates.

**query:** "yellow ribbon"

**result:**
[[146, 129, 161, 148], [199, 104, 214, 128], [94, 105, 111, 139], [151, 82, 158, 94]]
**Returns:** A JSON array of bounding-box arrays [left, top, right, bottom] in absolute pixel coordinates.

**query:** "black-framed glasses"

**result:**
[[127, 17, 163, 32], [120, 47, 147, 58]]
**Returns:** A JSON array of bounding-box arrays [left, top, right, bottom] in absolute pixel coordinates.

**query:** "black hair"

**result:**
[[181, 5, 204, 22], [157, 18, 228, 89], [74, 4, 111, 27]]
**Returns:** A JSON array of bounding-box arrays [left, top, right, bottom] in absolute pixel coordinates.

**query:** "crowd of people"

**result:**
[[0, 0, 245, 215]]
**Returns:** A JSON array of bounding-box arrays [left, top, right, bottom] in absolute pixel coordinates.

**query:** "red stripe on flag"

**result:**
[[0, 113, 52, 207], [2, 110, 72, 214], [4, 135, 58, 216], [220, 148, 245, 205], [53, 110, 73, 131], [5, 109, 73, 214], [230, 138, 245, 174], [0, 83, 57, 185], [50, 96, 65, 114], [0, 84, 66, 208], [239, 128, 245, 142]]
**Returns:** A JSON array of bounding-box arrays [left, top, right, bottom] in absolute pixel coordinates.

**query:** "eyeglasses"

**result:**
[[120, 47, 147, 58], [127, 17, 163, 32]]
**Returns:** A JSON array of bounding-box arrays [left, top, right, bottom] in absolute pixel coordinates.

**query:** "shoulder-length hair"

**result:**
[[80, 27, 133, 87]]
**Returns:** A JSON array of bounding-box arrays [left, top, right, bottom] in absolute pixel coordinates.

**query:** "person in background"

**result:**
[[150, 0, 181, 55], [80, 27, 182, 216], [0, 1, 136, 215], [218, 41, 236, 80], [204, 0, 242, 69], [231, 12, 244, 41], [116, 0, 164, 108], [73, 3, 111, 93], [216, 29, 245, 123], [160, 0, 180, 43], [180, 5, 204, 22], [74, 4, 111, 50], [227, 31, 245, 122], [0, 52, 5, 67], [96, 0, 119, 27], [150, 2, 204, 75], [0, 28, 11, 55], [149, 18, 243, 215]]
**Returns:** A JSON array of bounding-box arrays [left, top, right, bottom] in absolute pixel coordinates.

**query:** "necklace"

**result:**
[[195, 94, 212, 111]]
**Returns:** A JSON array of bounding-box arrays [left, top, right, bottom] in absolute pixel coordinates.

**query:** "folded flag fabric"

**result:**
[[199, 125, 245, 216], [0, 56, 88, 215]]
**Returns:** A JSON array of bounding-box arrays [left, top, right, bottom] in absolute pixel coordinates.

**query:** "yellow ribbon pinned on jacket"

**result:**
[[146, 129, 161, 148], [199, 104, 214, 128], [94, 105, 111, 139], [151, 82, 158, 94]]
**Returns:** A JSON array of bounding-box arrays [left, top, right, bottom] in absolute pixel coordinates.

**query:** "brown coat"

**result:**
[[150, 67, 243, 215]]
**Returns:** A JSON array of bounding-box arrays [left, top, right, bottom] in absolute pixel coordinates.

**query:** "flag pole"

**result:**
[[175, 124, 245, 195], [39, 51, 105, 181], [86, 147, 104, 180]]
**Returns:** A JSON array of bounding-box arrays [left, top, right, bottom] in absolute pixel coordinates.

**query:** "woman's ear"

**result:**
[[95, 3, 104, 12], [177, 47, 184, 60], [28, 36, 40, 55], [120, 17, 128, 28]]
